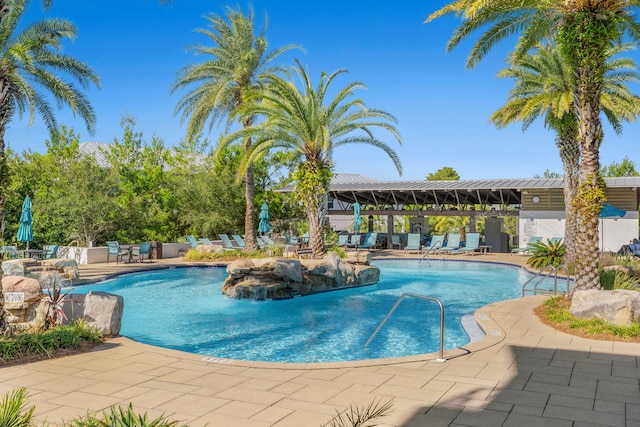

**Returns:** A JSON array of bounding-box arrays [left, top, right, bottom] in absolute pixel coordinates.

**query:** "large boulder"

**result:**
[[272, 259, 303, 282], [2, 260, 26, 277], [570, 290, 640, 326], [79, 291, 125, 336], [226, 259, 255, 276], [354, 265, 380, 286], [345, 251, 372, 265], [2, 275, 42, 302]]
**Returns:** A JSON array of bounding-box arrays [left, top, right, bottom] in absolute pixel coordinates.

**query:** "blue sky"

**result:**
[[9, 0, 639, 182]]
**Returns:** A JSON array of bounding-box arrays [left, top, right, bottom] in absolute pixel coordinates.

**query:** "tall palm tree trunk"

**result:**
[[573, 66, 605, 291], [307, 191, 326, 259], [243, 163, 258, 252], [242, 133, 258, 253], [557, 133, 580, 265]]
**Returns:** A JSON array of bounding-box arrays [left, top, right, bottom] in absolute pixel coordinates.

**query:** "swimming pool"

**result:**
[[71, 259, 553, 363]]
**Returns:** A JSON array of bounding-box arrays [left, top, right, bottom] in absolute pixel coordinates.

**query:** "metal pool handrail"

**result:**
[[364, 292, 446, 362], [418, 241, 442, 264], [521, 264, 571, 296]]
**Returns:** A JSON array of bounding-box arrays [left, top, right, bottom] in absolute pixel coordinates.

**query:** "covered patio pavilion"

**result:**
[[293, 175, 640, 251]]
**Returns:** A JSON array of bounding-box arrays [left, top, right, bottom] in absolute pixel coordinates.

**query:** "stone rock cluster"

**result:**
[[222, 251, 380, 300], [1, 257, 122, 336]]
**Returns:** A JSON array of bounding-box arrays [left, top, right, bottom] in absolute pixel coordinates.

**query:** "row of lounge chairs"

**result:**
[[403, 233, 483, 255], [186, 234, 277, 251]]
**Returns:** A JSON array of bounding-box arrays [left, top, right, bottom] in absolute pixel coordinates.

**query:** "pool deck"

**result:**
[[2, 252, 639, 426]]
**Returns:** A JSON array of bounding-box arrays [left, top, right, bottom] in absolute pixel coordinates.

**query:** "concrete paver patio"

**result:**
[[1, 252, 638, 426]]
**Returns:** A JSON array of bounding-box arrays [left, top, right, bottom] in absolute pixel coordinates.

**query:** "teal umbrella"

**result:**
[[258, 201, 270, 234], [353, 202, 362, 233], [17, 196, 33, 250]]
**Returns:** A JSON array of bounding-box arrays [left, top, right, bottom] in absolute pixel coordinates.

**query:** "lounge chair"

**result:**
[[337, 234, 349, 247], [218, 234, 239, 250], [346, 234, 361, 250], [459, 233, 481, 255], [261, 235, 276, 247], [106, 241, 129, 264], [425, 235, 445, 253], [439, 233, 461, 254], [199, 237, 214, 245], [511, 236, 542, 255], [391, 235, 402, 249], [132, 242, 152, 263], [359, 232, 378, 250], [232, 234, 245, 248], [2, 245, 19, 259], [44, 245, 59, 259], [185, 235, 199, 249], [404, 233, 422, 253]]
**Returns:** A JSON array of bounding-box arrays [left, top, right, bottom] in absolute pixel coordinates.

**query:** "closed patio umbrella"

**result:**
[[353, 202, 362, 234], [258, 201, 270, 234], [17, 196, 33, 250]]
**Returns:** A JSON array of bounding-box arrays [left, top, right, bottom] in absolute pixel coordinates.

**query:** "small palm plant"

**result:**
[[321, 399, 393, 427], [0, 388, 35, 427], [527, 239, 566, 269]]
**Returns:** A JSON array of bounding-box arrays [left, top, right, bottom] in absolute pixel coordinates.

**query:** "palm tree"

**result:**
[[172, 6, 297, 252], [427, 0, 640, 290], [220, 60, 402, 258], [491, 42, 640, 264], [0, 0, 99, 333]]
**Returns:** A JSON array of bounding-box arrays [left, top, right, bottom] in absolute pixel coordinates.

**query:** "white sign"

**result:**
[[4, 292, 25, 303]]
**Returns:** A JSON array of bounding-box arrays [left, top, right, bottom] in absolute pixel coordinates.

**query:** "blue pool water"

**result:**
[[71, 260, 553, 363]]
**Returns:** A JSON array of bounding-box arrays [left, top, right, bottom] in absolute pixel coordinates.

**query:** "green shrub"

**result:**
[[600, 269, 639, 290], [65, 404, 187, 427], [0, 321, 102, 363], [183, 245, 285, 261], [0, 388, 35, 427], [527, 239, 566, 268]]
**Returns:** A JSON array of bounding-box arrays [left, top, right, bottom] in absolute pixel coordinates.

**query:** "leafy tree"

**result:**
[[534, 170, 562, 179], [0, 0, 99, 332], [492, 42, 640, 264], [601, 156, 639, 177], [172, 6, 298, 252], [221, 59, 402, 258], [426, 166, 459, 181], [427, 0, 640, 291]]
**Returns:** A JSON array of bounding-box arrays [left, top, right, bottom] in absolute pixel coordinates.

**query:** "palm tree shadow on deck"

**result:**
[[383, 345, 639, 426]]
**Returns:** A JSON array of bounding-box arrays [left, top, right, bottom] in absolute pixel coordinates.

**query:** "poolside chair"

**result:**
[[2, 245, 19, 259], [185, 235, 199, 249], [404, 233, 422, 253], [358, 232, 378, 250], [261, 235, 276, 247], [459, 233, 481, 255], [337, 234, 349, 247], [131, 242, 152, 263], [218, 234, 239, 250], [511, 236, 542, 255], [391, 235, 402, 249], [346, 234, 361, 250], [43, 245, 59, 259], [439, 233, 461, 254], [425, 235, 445, 253], [106, 241, 129, 264], [232, 234, 245, 248]]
